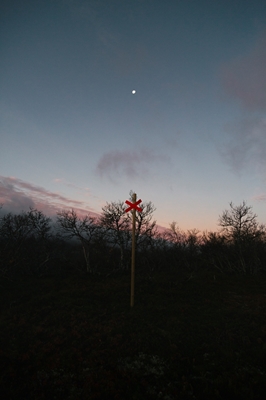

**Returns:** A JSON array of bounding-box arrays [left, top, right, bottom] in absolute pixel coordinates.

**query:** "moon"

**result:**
[[132, 90, 136, 94]]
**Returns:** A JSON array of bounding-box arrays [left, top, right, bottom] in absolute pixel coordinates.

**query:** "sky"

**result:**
[[1, 0, 266, 232]]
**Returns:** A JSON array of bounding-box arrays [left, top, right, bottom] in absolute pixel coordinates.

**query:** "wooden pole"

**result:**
[[130, 193, 136, 307]]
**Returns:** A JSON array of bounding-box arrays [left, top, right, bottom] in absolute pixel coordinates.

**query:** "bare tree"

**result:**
[[100, 201, 131, 269], [0, 207, 51, 241], [28, 208, 52, 241], [0, 212, 32, 243], [218, 202, 266, 274], [0, 211, 31, 277], [133, 195, 157, 250], [100, 192, 157, 270], [56, 209, 99, 273], [218, 201, 264, 244], [0, 208, 52, 276], [164, 221, 186, 247]]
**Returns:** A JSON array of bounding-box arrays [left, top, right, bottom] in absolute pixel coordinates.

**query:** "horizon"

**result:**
[[0, 178, 265, 235]]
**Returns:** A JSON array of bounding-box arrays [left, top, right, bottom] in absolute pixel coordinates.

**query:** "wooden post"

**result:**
[[130, 193, 136, 307]]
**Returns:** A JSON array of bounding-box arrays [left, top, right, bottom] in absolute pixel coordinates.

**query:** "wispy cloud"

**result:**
[[220, 31, 266, 177], [221, 31, 266, 111], [96, 148, 169, 181], [221, 117, 266, 171], [252, 193, 266, 202], [0, 176, 98, 218]]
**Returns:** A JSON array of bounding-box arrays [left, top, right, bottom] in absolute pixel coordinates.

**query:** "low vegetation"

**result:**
[[0, 199, 266, 398], [1, 269, 266, 399]]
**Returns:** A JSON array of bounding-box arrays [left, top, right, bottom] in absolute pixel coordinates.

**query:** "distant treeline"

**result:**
[[0, 199, 265, 279]]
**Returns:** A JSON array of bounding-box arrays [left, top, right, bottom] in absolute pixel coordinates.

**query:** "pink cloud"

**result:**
[[0, 175, 168, 233], [0, 176, 99, 219], [221, 31, 266, 111], [96, 148, 169, 180], [253, 194, 266, 202]]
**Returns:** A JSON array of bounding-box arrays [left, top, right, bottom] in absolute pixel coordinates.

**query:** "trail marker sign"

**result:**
[[125, 194, 142, 307], [125, 199, 143, 213]]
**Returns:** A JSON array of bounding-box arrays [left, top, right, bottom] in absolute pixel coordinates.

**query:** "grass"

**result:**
[[0, 267, 266, 399]]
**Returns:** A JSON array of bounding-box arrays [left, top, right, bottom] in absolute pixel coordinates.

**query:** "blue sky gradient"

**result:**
[[1, 0, 266, 231]]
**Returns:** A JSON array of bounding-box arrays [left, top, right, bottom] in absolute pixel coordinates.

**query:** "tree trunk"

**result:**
[[82, 243, 91, 273]]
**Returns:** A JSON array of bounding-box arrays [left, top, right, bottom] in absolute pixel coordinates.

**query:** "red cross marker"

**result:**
[[125, 199, 142, 213]]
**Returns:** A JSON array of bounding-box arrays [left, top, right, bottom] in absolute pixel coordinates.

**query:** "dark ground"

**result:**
[[1, 267, 266, 399]]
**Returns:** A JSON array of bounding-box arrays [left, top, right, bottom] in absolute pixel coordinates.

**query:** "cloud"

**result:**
[[221, 116, 266, 172], [0, 176, 99, 218], [219, 32, 266, 177], [96, 148, 169, 181], [253, 194, 266, 202], [221, 31, 266, 111]]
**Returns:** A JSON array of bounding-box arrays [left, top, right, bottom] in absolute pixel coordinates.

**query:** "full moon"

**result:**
[[132, 90, 136, 94]]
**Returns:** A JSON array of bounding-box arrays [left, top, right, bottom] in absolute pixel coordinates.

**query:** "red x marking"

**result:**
[[125, 199, 142, 213]]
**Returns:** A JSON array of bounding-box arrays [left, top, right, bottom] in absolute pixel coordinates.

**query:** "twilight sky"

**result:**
[[1, 0, 266, 232]]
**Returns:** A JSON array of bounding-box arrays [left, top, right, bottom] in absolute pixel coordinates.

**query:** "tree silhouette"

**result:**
[[218, 201, 264, 244], [100, 200, 131, 270], [56, 209, 100, 273], [0, 208, 52, 276], [218, 201, 266, 274], [100, 192, 157, 270]]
